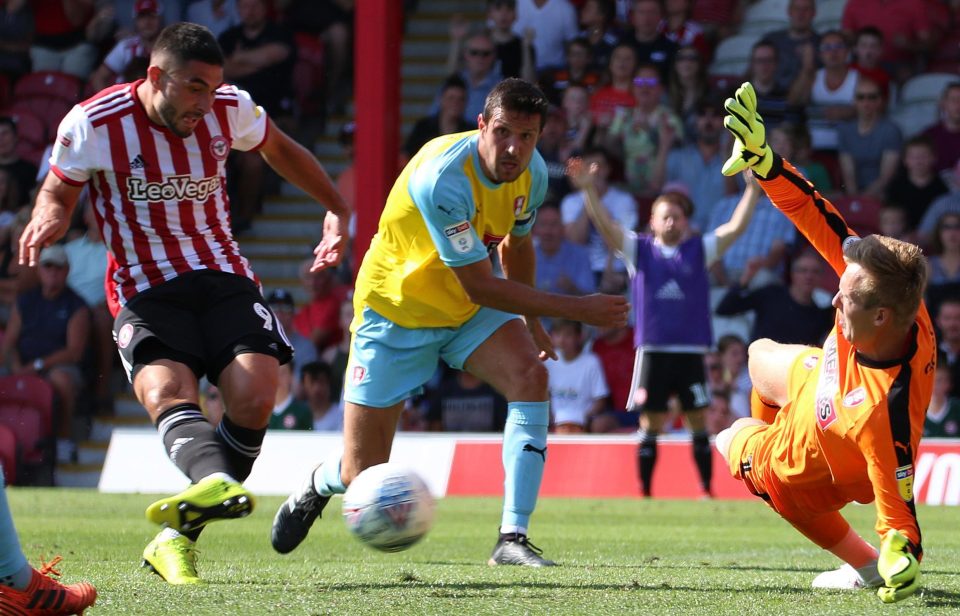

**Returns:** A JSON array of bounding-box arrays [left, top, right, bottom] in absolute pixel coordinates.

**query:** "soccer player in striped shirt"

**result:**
[[18, 22, 350, 584], [715, 83, 932, 603]]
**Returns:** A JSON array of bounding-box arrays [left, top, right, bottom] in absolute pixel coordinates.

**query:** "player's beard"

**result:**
[[157, 97, 197, 138]]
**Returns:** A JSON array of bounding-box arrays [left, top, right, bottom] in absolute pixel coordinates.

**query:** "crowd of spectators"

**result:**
[[414, 0, 960, 438], [4, 0, 960, 476]]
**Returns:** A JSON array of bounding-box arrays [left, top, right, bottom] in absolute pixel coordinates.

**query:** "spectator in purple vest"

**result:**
[[922, 82, 960, 174], [568, 159, 761, 498]]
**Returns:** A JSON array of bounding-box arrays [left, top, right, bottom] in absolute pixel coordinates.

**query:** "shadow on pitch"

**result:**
[[920, 588, 960, 608], [313, 579, 812, 595]]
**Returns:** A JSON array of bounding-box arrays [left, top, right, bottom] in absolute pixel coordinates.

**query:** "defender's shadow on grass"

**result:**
[[919, 588, 960, 608], [313, 580, 813, 595]]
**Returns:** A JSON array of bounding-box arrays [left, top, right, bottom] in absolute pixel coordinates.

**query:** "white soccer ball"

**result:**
[[342, 463, 435, 552]]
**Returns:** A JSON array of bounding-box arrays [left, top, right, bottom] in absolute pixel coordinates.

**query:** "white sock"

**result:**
[[159, 527, 184, 542], [499, 525, 526, 536], [0, 563, 32, 590]]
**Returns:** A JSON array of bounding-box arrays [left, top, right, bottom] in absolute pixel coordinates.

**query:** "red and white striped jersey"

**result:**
[[50, 80, 269, 312]]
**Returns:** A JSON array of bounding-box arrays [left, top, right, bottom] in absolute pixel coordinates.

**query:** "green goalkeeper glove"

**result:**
[[721, 82, 774, 178], [876, 529, 920, 604]]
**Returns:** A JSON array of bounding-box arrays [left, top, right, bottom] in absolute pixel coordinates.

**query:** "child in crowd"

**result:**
[[545, 319, 609, 433]]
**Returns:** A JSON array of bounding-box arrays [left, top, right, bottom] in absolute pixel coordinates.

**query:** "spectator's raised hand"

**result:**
[[565, 156, 599, 190]]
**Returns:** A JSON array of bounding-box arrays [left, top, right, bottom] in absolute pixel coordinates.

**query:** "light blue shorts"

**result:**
[[343, 305, 519, 408]]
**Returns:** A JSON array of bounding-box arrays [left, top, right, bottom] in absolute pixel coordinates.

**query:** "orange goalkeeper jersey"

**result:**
[[754, 156, 935, 558]]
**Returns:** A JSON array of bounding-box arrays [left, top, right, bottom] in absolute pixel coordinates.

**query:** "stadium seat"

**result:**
[[739, 0, 789, 35], [812, 0, 846, 33], [0, 375, 54, 446], [0, 424, 17, 485], [708, 33, 761, 76], [9, 96, 72, 144], [0, 107, 47, 151], [899, 73, 959, 106], [832, 194, 883, 236], [13, 71, 81, 104], [890, 101, 939, 138]]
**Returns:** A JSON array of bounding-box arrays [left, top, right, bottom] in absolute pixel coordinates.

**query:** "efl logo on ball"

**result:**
[[342, 463, 435, 553]]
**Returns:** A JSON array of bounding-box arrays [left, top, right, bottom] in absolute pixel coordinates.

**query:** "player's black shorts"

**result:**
[[628, 349, 709, 412], [112, 269, 293, 385]]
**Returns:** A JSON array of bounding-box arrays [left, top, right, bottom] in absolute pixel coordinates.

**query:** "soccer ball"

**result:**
[[342, 463, 435, 552]]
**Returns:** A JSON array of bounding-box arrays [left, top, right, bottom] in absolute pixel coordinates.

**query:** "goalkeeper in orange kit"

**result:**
[[714, 83, 934, 603]]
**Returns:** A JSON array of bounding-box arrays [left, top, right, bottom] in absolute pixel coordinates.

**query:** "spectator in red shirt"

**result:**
[[590, 323, 636, 430], [29, 0, 98, 79], [841, 0, 934, 83], [851, 26, 891, 99], [589, 42, 637, 133], [293, 258, 349, 355]]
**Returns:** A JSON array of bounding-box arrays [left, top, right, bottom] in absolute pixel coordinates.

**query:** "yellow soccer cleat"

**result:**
[[145, 476, 255, 532], [142, 533, 202, 585]]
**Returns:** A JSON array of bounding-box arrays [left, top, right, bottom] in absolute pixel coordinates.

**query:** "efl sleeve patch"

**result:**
[[444, 221, 476, 254]]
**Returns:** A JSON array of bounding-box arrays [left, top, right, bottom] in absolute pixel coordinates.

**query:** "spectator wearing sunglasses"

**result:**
[[837, 77, 902, 199]]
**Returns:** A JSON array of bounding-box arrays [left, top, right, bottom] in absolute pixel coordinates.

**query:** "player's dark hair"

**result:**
[[483, 78, 550, 130], [152, 22, 224, 68], [0, 116, 16, 135]]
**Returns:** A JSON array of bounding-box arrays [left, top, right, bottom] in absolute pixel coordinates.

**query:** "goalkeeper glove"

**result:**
[[721, 82, 774, 178], [876, 529, 920, 603]]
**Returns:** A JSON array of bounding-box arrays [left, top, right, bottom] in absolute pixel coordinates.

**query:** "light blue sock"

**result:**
[[500, 401, 549, 533], [312, 453, 346, 496], [0, 472, 29, 588]]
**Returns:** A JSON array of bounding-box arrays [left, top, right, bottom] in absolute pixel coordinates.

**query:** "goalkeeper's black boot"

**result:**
[[271, 465, 330, 554], [488, 533, 556, 567]]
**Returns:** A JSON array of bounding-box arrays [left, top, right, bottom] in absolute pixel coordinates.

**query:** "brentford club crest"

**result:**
[[209, 135, 229, 161], [117, 323, 134, 349]]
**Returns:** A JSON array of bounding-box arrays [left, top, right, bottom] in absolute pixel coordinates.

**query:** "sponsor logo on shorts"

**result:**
[[896, 464, 914, 501], [803, 354, 820, 370], [443, 221, 475, 254], [58, 133, 72, 148], [351, 365, 366, 385], [816, 397, 837, 431], [843, 386, 866, 408], [117, 323, 134, 349], [209, 135, 229, 161]]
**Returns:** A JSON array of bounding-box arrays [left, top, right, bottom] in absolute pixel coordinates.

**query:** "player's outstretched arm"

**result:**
[[721, 82, 855, 275], [452, 257, 629, 328], [18, 173, 84, 267], [258, 119, 351, 270]]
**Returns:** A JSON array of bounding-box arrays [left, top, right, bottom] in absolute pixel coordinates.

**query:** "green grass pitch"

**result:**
[[9, 489, 960, 615]]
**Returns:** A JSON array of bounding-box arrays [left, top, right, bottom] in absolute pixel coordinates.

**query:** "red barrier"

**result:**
[[447, 438, 960, 504]]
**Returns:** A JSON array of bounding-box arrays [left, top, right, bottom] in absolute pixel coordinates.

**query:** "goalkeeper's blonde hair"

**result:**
[[843, 235, 927, 328]]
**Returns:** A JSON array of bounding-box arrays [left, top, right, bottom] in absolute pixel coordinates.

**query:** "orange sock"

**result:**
[[827, 527, 879, 568], [787, 510, 851, 551], [751, 388, 780, 423]]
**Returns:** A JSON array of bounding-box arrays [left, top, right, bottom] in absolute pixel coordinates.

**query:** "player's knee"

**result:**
[[508, 360, 549, 400], [716, 417, 766, 463]]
